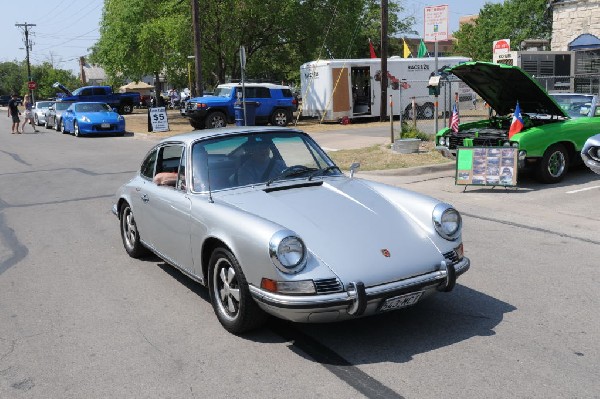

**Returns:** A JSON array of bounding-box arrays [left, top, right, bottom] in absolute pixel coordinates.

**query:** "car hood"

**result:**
[[189, 95, 230, 105], [52, 82, 73, 97], [81, 111, 119, 120], [450, 61, 567, 117], [219, 179, 444, 287]]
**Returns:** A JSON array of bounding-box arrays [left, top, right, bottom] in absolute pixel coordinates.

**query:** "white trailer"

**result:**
[[299, 56, 471, 122]]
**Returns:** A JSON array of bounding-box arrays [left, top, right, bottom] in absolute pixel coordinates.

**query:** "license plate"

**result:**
[[101, 123, 110, 128], [379, 291, 423, 312]]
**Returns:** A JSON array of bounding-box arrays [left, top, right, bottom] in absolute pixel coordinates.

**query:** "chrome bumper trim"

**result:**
[[250, 257, 470, 310], [435, 145, 456, 159]]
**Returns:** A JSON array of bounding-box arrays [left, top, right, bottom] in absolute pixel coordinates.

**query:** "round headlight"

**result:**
[[269, 231, 306, 274], [432, 204, 462, 241], [439, 137, 446, 146]]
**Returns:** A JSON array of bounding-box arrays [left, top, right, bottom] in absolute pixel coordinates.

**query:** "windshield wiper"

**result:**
[[266, 165, 318, 186], [308, 165, 341, 180]]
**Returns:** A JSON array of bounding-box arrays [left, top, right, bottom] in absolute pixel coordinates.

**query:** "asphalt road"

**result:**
[[1, 123, 599, 398]]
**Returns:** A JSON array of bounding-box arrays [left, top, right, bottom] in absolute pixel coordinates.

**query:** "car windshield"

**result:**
[[55, 102, 72, 110], [550, 94, 595, 118], [213, 87, 233, 97], [191, 132, 340, 192], [75, 103, 111, 113], [37, 101, 53, 108]]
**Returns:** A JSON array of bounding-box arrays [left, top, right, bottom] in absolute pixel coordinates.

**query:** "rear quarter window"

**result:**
[[281, 89, 293, 98]]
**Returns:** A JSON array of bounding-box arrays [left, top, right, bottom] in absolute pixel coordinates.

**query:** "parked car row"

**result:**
[[41, 100, 125, 137]]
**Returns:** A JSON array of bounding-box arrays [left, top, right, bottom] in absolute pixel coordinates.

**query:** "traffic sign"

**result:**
[[493, 39, 511, 55], [28, 81, 37, 90]]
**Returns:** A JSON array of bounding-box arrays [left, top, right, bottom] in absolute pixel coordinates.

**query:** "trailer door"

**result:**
[[351, 66, 373, 116]]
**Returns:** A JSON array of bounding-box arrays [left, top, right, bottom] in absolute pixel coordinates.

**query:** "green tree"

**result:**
[[453, 0, 552, 61], [91, 0, 415, 89]]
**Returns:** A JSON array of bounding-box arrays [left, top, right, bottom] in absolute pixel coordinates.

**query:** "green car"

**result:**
[[435, 61, 600, 183]]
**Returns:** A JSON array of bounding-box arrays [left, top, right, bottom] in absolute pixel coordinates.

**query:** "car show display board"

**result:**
[[148, 107, 169, 132], [455, 147, 518, 186]]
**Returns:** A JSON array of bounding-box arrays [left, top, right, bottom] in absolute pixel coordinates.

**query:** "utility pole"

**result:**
[[379, 0, 388, 122], [15, 22, 36, 100], [191, 0, 203, 97]]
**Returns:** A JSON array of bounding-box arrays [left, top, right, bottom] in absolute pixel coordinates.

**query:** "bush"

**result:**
[[398, 123, 432, 141]]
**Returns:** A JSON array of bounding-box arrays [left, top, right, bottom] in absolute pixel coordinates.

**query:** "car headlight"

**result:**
[[269, 231, 306, 274], [439, 136, 446, 146], [118, 115, 124, 121], [81, 116, 90, 122], [432, 204, 462, 241]]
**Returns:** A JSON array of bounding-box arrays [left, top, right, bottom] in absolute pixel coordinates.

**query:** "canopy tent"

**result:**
[[568, 34, 600, 51], [119, 81, 155, 94]]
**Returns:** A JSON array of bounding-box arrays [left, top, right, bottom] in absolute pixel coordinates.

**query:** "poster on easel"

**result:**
[[455, 147, 518, 186]]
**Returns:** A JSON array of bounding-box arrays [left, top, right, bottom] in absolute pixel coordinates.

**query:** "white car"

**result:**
[[33, 101, 54, 126]]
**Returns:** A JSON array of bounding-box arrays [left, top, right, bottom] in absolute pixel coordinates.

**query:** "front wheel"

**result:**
[[73, 121, 81, 137], [189, 119, 204, 130], [34, 115, 40, 126], [55, 118, 61, 132], [536, 144, 570, 183], [119, 203, 149, 258], [209, 248, 267, 334], [270, 109, 290, 126], [205, 112, 227, 129]]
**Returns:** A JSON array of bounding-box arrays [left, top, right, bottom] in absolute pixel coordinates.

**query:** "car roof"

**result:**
[[157, 126, 306, 146], [217, 82, 291, 89], [450, 61, 567, 117]]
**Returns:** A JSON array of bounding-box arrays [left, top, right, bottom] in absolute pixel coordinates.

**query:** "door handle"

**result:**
[[141, 194, 149, 203]]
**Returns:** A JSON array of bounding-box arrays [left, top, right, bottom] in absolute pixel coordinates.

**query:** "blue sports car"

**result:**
[[61, 102, 126, 137]]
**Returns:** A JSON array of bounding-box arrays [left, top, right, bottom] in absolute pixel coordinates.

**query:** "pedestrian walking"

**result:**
[[21, 94, 39, 133], [7, 93, 21, 134]]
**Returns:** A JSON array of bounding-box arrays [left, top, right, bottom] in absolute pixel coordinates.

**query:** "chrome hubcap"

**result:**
[[214, 259, 240, 320], [548, 151, 565, 177], [123, 209, 137, 248]]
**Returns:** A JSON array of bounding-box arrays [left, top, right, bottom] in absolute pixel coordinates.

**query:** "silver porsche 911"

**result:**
[[113, 127, 470, 334]]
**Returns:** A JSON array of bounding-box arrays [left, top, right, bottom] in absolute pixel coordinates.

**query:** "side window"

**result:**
[[281, 89, 293, 98], [256, 87, 271, 98], [594, 106, 600, 117], [80, 88, 93, 96], [177, 148, 187, 191], [154, 144, 184, 187], [93, 88, 106, 95], [140, 149, 158, 179], [245, 87, 257, 98]]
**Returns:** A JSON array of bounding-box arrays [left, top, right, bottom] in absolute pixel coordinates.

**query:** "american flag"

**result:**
[[450, 103, 460, 133]]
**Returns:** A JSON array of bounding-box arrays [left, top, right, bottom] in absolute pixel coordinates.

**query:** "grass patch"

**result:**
[[329, 143, 451, 171]]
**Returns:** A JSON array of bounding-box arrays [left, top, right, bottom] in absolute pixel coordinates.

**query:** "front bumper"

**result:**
[[582, 155, 600, 175], [435, 145, 456, 159], [250, 257, 470, 323]]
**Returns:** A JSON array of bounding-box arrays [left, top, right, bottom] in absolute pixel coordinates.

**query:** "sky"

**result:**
[[1, 1, 501, 76]]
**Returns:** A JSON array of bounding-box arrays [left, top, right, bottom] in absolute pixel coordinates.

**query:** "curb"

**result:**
[[358, 161, 455, 177]]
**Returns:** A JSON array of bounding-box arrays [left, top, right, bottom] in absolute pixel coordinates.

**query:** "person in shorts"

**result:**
[[21, 94, 39, 133], [7, 93, 21, 134]]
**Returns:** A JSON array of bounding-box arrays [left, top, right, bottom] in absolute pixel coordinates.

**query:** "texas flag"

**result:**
[[508, 101, 524, 139]]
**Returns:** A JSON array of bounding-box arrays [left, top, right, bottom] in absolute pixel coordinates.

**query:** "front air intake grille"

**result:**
[[314, 278, 343, 294], [443, 250, 459, 265]]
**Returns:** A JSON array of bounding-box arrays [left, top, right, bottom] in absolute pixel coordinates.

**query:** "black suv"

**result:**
[[0, 95, 22, 107], [182, 83, 296, 129]]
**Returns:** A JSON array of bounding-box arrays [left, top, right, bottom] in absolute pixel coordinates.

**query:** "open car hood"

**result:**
[[52, 82, 73, 97], [449, 61, 567, 117]]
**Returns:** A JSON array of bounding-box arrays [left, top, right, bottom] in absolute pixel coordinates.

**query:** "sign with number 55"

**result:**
[[148, 107, 169, 132]]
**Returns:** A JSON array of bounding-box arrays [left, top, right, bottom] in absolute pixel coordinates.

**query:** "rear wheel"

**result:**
[[60, 119, 69, 134], [270, 109, 290, 126], [205, 112, 227, 129], [421, 102, 435, 119], [536, 144, 569, 183], [209, 247, 267, 334], [119, 203, 149, 258]]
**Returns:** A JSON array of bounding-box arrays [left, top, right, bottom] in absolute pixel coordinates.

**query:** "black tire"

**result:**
[[73, 121, 81, 137], [60, 119, 69, 134], [115, 131, 125, 137], [121, 103, 133, 114], [44, 119, 50, 129], [205, 112, 227, 129], [55, 118, 61, 132], [270, 109, 290, 127], [404, 105, 417, 120], [536, 144, 570, 183], [34, 115, 40, 126], [421, 102, 435, 119], [119, 203, 149, 258], [209, 247, 267, 334], [189, 119, 204, 130]]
